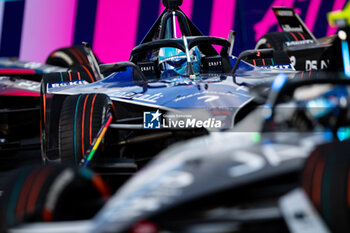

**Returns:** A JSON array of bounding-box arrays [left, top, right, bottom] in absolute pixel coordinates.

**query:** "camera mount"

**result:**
[[162, 0, 183, 10]]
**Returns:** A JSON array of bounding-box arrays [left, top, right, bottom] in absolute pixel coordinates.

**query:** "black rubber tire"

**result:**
[[302, 140, 350, 233], [46, 45, 90, 68], [59, 94, 112, 165], [69, 64, 97, 83], [0, 165, 110, 231], [255, 32, 311, 50], [40, 71, 96, 162]]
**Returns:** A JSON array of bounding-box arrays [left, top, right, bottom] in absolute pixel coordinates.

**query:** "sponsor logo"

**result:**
[[17, 80, 40, 90], [281, 25, 303, 32], [140, 66, 154, 72], [229, 144, 311, 178], [173, 91, 249, 103], [197, 95, 219, 102], [285, 39, 314, 47], [143, 110, 162, 129], [305, 60, 329, 71], [276, 10, 293, 17], [118, 92, 164, 103], [48, 80, 88, 88], [0, 77, 40, 91], [143, 110, 223, 129], [208, 61, 222, 67], [260, 65, 293, 70], [163, 117, 222, 128]]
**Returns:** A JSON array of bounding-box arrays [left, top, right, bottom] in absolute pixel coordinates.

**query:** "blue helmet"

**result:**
[[158, 46, 201, 77]]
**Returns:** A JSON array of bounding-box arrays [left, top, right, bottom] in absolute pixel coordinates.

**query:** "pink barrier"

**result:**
[[304, 0, 322, 33], [93, 0, 141, 63], [19, 0, 78, 63], [254, 0, 295, 41], [327, 0, 347, 36], [209, 0, 236, 39], [14, 0, 346, 63]]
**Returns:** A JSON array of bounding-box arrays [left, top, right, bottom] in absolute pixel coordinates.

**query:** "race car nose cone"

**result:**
[[162, 0, 183, 9]]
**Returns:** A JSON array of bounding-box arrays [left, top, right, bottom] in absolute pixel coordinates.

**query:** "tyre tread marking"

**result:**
[[297, 32, 306, 40], [90, 94, 97, 144], [312, 155, 326, 209], [74, 95, 82, 164], [82, 65, 94, 83], [16, 169, 40, 219], [69, 48, 83, 64], [289, 32, 299, 41], [6, 171, 29, 225], [26, 168, 52, 214], [81, 95, 89, 156]]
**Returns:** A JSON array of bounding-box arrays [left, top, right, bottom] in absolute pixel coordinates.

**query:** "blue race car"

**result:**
[[0, 45, 96, 168], [40, 0, 297, 173]]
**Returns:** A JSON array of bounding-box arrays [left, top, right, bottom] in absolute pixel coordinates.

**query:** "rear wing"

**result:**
[[272, 7, 317, 41]]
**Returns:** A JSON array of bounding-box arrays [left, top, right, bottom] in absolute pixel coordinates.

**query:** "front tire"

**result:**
[[46, 45, 91, 68], [40, 71, 97, 162], [302, 141, 350, 233], [59, 94, 112, 165], [0, 165, 110, 231]]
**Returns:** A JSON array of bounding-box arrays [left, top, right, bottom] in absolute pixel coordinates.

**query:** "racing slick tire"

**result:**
[[40, 71, 97, 162], [302, 140, 350, 233], [0, 165, 110, 232], [255, 32, 311, 50], [59, 94, 113, 165], [45, 45, 96, 68], [69, 64, 97, 83]]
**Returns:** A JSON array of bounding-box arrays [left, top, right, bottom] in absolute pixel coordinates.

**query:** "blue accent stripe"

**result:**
[[192, 0, 213, 36], [284, 34, 291, 42], [136, 0, 159, 44], [6, 170, 28, 225], [0, 0, 24, 56], [74, 0, 98, 45], [74, 95, 82, 164], [271, 58, 275, 65], [342, 41, 350, 78], [60, 72, 63, 82]]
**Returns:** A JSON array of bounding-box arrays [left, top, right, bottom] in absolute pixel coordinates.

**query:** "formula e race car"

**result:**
[[4, 72, 350, 233], [2, 2, 350, 232], [0, 45, 96, 169], [84, 72, 350, 233], [255, 2, 350, 72], [40, 0, 298, 175]]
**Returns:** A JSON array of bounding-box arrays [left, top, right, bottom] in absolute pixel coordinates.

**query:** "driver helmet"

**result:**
[[158, 46, 201, 77]]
